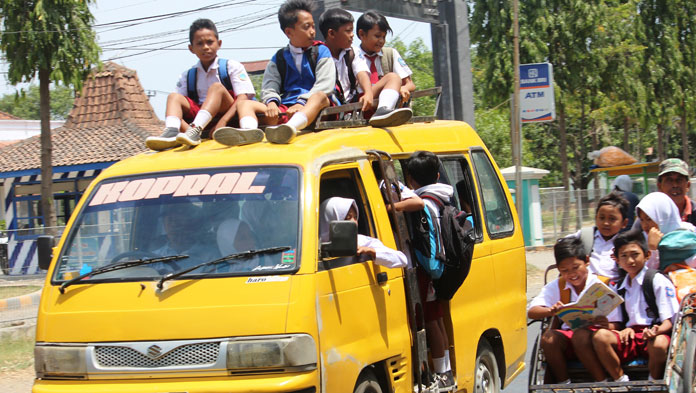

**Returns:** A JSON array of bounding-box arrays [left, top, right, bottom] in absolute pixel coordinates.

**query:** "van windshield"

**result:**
[[52, 167, 301, 282]]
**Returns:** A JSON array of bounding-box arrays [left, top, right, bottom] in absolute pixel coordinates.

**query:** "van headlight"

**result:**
[[226, 334, 316, 371], [35, 345, 87, 378]]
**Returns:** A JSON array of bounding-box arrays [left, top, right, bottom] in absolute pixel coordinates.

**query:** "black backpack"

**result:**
[[274, 42, 351, 103], [616, 268, 661, 325], [421, 193, 476, 300]]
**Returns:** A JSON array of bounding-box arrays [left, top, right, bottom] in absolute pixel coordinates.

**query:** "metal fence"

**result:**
[[538, 187, 605, 245]]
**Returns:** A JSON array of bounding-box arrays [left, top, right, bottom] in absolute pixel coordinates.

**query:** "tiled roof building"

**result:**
[[0, 62, 162, 172], [0, 110, 20, 120], [0, 62, 163, 275]]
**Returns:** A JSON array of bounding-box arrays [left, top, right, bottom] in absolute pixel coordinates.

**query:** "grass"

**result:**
[[0, 335, 34, 371], [0, 286, 41, 300]]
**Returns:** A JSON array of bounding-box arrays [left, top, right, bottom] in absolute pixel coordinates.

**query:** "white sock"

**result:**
[[558, 379, 571, 384], [239, 116, 258, 130], [433, 356, 447, 374], [191, 109, 212, 128], [378, 89, 400, 110], [615, 374, 629, 382], [165, 116, 181, 129], [286, 111, 308, 130], [444, 350, 451, 371]]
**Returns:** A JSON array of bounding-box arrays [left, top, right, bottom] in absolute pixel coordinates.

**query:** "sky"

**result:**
[[0, 0, 431, 119]]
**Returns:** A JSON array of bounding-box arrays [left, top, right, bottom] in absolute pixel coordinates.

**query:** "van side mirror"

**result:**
[[321, 221, 357, 258], [37, 236, 55, 270]]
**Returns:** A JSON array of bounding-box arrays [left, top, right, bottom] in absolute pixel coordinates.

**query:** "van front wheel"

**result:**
[[354, 368, 383, 393], [474, 341, 500, 393]]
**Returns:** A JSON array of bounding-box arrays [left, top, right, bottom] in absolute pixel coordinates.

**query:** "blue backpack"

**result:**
[[186, 58, 233, 104], [409, 203, 445, 279]]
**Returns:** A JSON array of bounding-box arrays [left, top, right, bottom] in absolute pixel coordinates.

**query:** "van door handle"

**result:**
[[377, 272, 388, 284]]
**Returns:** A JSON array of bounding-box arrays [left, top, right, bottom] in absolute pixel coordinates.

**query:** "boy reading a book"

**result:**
[[593, 230, 680, 382], [528, 237, 621, 383]]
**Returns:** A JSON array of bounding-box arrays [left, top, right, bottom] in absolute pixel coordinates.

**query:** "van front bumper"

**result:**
[[33, 371, 319, 393]]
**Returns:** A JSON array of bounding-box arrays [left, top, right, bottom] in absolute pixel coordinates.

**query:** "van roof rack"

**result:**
[[314, 86, 442, 130]]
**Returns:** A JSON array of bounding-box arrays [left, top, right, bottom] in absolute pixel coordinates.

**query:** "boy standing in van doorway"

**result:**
[[405, 151, 455, 391], [145, 19, 255, 150], [356, 10, 415, 127], [213, 0, 336, 146]]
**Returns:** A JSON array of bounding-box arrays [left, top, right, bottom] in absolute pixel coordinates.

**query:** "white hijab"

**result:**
[[636, 192, 694, 233], [319, 197, 357, 242]]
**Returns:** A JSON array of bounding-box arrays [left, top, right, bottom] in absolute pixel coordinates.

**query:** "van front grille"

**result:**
[[95, 342, 220, 368]]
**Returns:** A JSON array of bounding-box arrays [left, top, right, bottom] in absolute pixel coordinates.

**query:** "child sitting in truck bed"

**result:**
[[592, 230, 680, 382], [528, 237, 621, 383]]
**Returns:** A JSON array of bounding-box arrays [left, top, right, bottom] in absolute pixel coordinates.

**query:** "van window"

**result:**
[[52, 167, 301, 282], [319, 168, 374, 269], [441, 157, 483, 240], [471, 150, 514, 237]]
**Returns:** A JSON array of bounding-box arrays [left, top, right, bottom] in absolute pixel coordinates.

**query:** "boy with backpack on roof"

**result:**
[[356, 10, 415, 128], [592, 230, 680, 382], [318, 8, 412, 127], [212, 0, 335, 146], [145, 18, 255, 151], [528, 237, 621, 384]]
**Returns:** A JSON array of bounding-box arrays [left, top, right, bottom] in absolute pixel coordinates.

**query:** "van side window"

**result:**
[[441, 157, 483, 241], [319, 168, 375, 269], [471, 150, 514, 237]]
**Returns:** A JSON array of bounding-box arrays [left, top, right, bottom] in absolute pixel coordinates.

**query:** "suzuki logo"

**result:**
[[146, 345, 162, 359]]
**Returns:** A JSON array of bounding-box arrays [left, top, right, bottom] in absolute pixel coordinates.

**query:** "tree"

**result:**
[[0, 0, 100, 232], [389, 38, 436, 116], [0, 85, 75, 120]]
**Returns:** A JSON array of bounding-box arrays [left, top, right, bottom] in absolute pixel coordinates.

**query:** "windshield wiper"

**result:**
[[59, 255, 189, 294], [156, 246, 292, 290]]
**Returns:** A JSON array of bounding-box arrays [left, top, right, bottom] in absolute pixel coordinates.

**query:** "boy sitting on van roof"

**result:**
[[356, 10, 415, 127], [528, 237, 621, 384], [213, 0, 336, 146], [318, 8, 411, 127], [145, 18, 255, 151]]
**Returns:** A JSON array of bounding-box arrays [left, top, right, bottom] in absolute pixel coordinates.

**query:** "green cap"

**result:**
[[658, 158, 690, 178]]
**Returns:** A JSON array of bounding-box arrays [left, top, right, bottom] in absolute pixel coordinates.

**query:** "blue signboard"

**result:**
[[520, 63, 555, 123]]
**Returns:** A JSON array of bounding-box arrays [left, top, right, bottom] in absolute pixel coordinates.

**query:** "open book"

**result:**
[[555, 281, 624, 330]]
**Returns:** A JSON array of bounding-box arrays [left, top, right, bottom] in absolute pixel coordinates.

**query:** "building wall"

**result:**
[[3, 168, 102, 275]]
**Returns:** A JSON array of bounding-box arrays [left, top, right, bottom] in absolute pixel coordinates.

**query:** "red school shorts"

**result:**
[[612, 325, 671, 362], [416, 267, 444, 323], [555, 326, 601, 359]]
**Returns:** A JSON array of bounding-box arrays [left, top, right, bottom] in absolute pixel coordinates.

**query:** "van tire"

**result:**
[[474, 341, 500, 393], [354, 368, 383, 393]]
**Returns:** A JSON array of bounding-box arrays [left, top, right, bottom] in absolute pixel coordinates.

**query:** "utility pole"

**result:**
[[512, 0, 523, 229]]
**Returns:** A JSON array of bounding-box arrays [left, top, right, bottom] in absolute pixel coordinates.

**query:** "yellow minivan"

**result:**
[[32, 119, 527, 393]]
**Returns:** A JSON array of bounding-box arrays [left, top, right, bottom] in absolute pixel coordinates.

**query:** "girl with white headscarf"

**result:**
[[635, 192, 696, 269], [320, 197, 407, 268]]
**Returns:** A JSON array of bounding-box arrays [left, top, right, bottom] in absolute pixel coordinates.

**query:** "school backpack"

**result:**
[[408, 203, 445, 280], [379, 47, 395, 75], [186, 58, 234, 104], [421, 193, 476, 300], [615, 268, 661, 325], [579, 226, 595, 257]]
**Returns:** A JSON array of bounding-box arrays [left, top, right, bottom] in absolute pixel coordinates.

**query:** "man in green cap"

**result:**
[[657, 158, 696, 226]]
